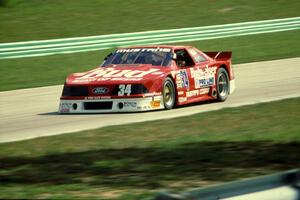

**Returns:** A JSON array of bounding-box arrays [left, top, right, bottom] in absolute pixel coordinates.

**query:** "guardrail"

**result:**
[[0, 17, 300, 59], [153, 169, 300, 200]]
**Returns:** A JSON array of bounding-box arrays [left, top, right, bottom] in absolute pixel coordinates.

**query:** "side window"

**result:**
[[188, 48, 207, 63], [175, 49, 195, 67]]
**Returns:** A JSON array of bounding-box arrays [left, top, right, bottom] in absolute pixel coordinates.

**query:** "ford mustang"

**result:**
[[59, 45, 235, 113]]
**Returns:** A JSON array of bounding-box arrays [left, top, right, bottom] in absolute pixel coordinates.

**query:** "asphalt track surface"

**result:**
[[1, 57, 300, 143]]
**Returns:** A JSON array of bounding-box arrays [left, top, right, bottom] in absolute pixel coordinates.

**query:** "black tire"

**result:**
[[216, 68, 229, 102], [163, 77, 176, 109]]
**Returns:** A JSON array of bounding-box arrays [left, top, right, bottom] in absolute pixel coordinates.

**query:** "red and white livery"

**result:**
[[59, 45, 235, 113]]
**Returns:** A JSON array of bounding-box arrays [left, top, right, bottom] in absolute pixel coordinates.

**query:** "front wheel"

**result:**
[[163, 77, 176, 109], [216, 68, 229, 102]]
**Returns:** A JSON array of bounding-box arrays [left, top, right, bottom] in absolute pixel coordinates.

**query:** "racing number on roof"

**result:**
[[118, 84, 132, 96]]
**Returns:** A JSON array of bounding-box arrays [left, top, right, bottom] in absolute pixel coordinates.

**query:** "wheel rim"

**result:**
[[164, 82, 174, 107], [218, 72, 228, 97]]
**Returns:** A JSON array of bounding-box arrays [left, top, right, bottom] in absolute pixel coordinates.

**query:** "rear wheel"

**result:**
[[216, 68, 229, 102], [163, 77, 176, 109]]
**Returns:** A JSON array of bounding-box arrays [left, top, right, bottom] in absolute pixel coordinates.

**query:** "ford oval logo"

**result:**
[[92, 87, 109, 94]]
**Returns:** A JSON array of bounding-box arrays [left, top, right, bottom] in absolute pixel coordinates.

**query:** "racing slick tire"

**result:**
[[216, 68, 229, 102], [163, 77, 176, 109]]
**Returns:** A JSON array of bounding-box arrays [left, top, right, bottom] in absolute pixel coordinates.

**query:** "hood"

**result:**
[[66, 64, 167, 85]]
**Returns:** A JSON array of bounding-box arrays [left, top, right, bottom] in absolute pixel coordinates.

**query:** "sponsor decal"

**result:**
[[190, 66, 217, 88], [143, 105, 150, 109], [92, 87, 109, 95], [176, 70, 189, 89], [84, 96, 111, 100], [194, 55, 207, 63], [198, 77, 214, 87], [143, 92, 162, 97], [200, 88, 210, 95], [189, 48, 206, 62], [60, 102, 72, 112], [116, 48, 171, 53], [153, 95, 162, 101], [189, 48, 198, 56], [150, 100, 161, 108], [186, 88, 210, 98], [178, 97, 187, 103], [186, 90, 200, 98], [178, 91, 184, 95], [74, 68, 161, 82], [123, 102, 137, 108]]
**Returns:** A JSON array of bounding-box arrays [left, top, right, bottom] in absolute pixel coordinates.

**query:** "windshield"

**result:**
[[101, 48, 173, 67]]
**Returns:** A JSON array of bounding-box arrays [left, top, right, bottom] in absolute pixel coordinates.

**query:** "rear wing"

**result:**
[[204, 51, 232, 61]]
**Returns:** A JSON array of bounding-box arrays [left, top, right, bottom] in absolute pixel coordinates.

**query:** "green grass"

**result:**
[[0, 98, 299, 199], [1, 29, 300, 91], [0, 0, 299, 43]]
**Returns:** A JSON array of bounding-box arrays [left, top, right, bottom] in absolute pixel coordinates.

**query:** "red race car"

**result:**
[[59, 45, 235, 113]]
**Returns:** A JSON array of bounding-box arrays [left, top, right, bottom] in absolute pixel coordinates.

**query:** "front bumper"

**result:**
[[59, 96, 164, 113]]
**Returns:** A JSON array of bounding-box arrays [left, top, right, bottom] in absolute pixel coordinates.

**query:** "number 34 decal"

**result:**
[[118, 84, 131, 96]]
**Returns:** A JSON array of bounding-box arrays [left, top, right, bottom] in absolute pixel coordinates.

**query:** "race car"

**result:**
[[59, 45, 235, 113]]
